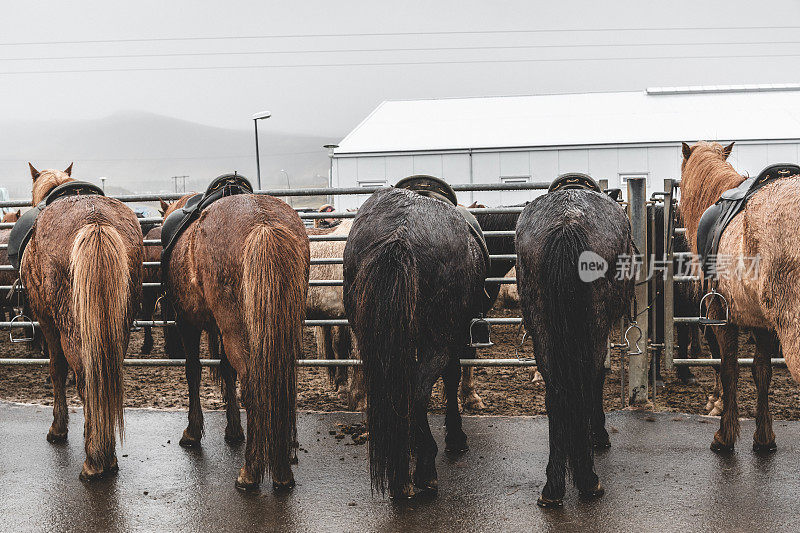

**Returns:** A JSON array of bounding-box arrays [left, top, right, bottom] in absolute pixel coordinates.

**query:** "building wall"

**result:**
[[332, 142, 800, 210]]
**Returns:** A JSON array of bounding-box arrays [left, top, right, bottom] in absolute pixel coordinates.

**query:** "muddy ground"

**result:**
[[1, 307, 799, 420]]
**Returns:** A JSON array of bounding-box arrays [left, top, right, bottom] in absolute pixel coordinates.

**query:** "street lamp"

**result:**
[[99, 177, 107, 193], [280, 169, 292, 207], [252, 111, 271, 190], [323, 144, 338, 205]]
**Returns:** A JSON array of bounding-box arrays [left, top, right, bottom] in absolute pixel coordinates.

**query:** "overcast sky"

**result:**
[[2, 0, 800, 138]]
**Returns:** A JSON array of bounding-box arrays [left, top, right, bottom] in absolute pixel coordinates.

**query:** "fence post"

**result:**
[[627, 177, 649, 405], [663, 178, 675, 371]]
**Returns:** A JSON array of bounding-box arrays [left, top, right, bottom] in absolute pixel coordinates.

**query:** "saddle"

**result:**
[[161, 173, 253, 259], [7, 181, 105, 270], [697, 163, 800, 276], [395, 175, 490, 268], [549, 172, 621, 201]]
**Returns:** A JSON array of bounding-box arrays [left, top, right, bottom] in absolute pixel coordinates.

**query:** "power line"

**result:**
[[1, 52, 799, 75], [2, 40, 798, 62], [1, 25, 799, 47]]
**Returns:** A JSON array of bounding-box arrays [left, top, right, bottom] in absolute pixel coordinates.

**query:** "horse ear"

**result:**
[[159, 199, 169, 214], [681, 142, 692, 160], [29, 163, 40, 180], [14, 210, 20, 218], [722, 142, 735, 159], [64, 162, 73, 176]]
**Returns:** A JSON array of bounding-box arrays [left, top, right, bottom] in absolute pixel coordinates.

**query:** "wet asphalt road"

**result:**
[[2, 401, 800, 532]]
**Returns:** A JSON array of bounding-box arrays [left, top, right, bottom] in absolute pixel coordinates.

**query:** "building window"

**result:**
[[619, 173, 648, 185], [500, 175, 530, 184], [358, 180, 386, 188]]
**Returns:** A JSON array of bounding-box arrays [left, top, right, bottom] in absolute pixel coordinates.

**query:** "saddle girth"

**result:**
[[696, 163, 800, 277], [7, 180, 105, 270]]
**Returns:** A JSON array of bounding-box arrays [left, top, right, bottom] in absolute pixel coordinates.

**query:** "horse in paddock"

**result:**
[[343, 180, 489, 498], [162, 181, 309, 491], [516, 176, 633, 507], [680, 141, 800, 452], [307, 218, 365, 410], [20, 163, 142, 480]]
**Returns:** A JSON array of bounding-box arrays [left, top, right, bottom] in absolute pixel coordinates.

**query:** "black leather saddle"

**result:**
[[697, 163, 800, 276], [8, 181, 105, 270], [161, 173, 253, 260], [549, 172, 621, 200], [395, 175, 489, 268]]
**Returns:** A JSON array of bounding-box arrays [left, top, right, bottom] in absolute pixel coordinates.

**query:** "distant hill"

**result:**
[[0, 111, 335, 204]]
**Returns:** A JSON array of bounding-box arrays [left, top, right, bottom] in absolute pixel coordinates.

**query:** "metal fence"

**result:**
[[0, 179, 659, 404]]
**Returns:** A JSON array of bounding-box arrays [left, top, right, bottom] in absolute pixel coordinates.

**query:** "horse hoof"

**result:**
[[753, 441, 777, 453], [462, 395, 486, 411], [445, 442, 469, 454], [272, 479, 295, 493], [235, 479, 259, 492], [79, 465, 104, 481], [412, 481, 438, 499], [179, 430, 201, 448], [592, 437, 611, 450], [580, 482, 605, 500], [537, 496, 563, 509], [46, 429, 68, 444], [710, 440, 734, 453], [224, 429, 245, 446]]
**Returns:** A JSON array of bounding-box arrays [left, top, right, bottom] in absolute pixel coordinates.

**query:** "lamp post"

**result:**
[[323, 144, 338, 206], [99, 177, 107, 193], [280, 169, 292, 207], [252, 111, 272, 190]]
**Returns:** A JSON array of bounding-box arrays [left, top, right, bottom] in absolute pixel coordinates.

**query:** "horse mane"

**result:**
[[31, 170, 74, 205], [680, 141, 743, 253]]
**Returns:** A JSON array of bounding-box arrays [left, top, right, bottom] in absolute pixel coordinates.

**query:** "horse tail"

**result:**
[[241, 223, 305, 484], [70, 223, 130, 469], [539, 221, 596, 485], [350, 227, 417, 496]]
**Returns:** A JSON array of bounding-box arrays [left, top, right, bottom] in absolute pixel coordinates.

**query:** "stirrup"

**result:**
[[624, 323, 643, 356], [468, 317, 493, 348], [699, 289, 729, 327], [9, 314, 35, 343]]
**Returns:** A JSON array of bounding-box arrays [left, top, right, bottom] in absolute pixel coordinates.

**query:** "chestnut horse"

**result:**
[[680, 141, 800, 452], [163, 191, 309, 491], [22, 163, 142, 479]]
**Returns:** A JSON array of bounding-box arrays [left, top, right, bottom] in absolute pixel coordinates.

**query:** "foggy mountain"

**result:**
[[0, 111, 334, 201]]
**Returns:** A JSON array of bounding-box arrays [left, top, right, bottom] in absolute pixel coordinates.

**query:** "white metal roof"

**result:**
[[335, 87, 800, 155]]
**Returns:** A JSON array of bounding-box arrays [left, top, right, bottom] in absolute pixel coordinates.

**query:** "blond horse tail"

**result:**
[[242, 223, 306, 485], [70, 224, 130, 470]]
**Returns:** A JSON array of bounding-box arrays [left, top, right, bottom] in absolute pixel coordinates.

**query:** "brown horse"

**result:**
[[22, 163, 142, 479], [680, 141, 800, 452], [163, 191, 309, 491]]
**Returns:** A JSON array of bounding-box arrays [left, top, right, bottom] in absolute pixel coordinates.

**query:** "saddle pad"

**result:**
[[697, 163, 800, 276], [7, 180, 105, 270], [161, 173, 253, 262]]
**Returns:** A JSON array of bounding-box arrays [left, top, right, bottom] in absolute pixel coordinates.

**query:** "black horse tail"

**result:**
[[540, 221, 596, 485], [351, 228, 417, 496]]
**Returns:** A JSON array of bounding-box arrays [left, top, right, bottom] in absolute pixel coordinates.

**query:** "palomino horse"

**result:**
[[162, 187, 309, 491], [516, 179, 633, 507], [22, 163, 142, 479], [343, 186, 487, 498], [680, 141, 800, 452]]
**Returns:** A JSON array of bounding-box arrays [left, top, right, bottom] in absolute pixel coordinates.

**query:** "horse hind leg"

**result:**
[[217, 338, 244, 446], [459, 347, 486, 410], [751, 329, 777, 452], [711, 325, 740, 452], [442, 355, 468, 453], [45, 326, 69, 444], [410, 354, 441, 495], [178, 324, 204, 448]]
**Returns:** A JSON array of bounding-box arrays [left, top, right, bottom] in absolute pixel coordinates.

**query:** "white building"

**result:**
[[331, 85, 800, 209]]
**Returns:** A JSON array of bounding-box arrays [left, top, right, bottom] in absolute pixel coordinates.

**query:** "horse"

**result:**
[[516, 183, 633, 507], [680, 141, 800, 452], [307, 218, 365, 410], [21, 163, 143, 480], [343, 186, 488, 498], [162, 188, 309, 491]]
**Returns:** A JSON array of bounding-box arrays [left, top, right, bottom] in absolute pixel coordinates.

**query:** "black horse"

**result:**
[[343, 186, 488, 499], [516, 182, 633, 507]]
